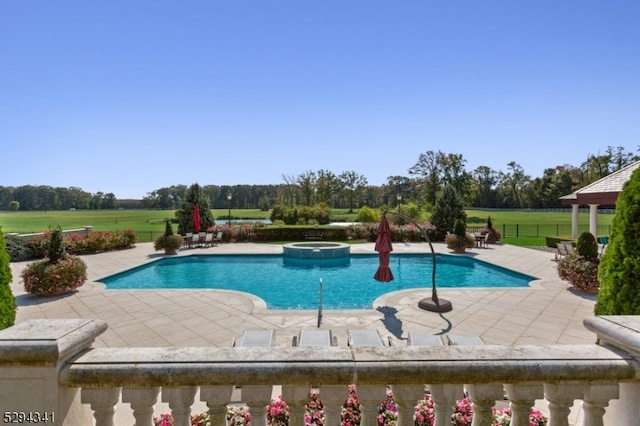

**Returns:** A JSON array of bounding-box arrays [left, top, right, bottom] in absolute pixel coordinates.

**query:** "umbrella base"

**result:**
[[418, 297, 453, 313]]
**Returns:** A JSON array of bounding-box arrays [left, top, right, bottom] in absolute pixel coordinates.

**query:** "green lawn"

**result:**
[[0, 208, 614, 247]]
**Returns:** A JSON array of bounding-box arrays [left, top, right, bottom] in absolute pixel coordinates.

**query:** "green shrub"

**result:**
[[596, 167, 640, 315], [557, 251, 600, 293], [0, 230, 17, 330], [355, 206, 379, 223], [4, 234, 34, 262], [576, 232, 598, 260], [270, 204, 331, 225]]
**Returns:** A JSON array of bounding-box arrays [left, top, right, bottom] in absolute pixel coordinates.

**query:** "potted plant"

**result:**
[[445, 220, 475, 253], [478, 216, 502, 244], [154, 221, 184, 255], [21, 226, 87, 296]]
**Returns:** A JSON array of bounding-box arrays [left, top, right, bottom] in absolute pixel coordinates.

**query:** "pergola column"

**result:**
[[589, 204, 599, 237], [571, 204, 579, 239]]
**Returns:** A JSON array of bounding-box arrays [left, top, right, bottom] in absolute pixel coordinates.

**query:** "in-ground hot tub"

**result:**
[[282, 242, 350, 259]]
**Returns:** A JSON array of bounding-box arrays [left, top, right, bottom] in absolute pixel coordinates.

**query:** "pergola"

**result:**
[[560, 160, 640, 238]]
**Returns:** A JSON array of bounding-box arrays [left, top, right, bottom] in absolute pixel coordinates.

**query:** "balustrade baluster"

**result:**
[[282, 385, 311, 426], [81, 387, 121, 426], [504, 384, 544, 426], [465, 384, 504, 426], [356, 385, 385, 426], [122, 387, 160, 426], [241, 385, 272, 426], [391, 384, 425, 426], [200, 386, 234, 426], [318, 384, 345, 426], [544, 383, 582, 426], [162, 386, 197, 426], [428, 384, 464, 426], [581, 383, 619, 426]]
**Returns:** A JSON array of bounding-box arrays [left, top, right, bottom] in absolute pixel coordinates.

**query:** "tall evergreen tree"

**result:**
[[595, 167, 640, 315], [177, 183, 215, 235], [0, 229, 17, 330], [429, 185, 466, 241]]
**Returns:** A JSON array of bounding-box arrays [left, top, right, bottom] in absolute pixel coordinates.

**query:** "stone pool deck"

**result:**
[[9, 241, 597, 348]]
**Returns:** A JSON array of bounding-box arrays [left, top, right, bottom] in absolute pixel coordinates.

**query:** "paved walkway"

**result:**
[[9, 241, 598, 348]]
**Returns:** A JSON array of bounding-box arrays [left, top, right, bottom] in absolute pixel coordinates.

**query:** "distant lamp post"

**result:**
[[227, 193, 232, 226], [397, 194, 402, 215]]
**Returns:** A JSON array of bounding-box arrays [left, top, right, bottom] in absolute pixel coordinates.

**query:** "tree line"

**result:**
[[2, 146, 637, 212]]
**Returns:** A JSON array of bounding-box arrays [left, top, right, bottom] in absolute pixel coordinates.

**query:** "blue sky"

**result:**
[[2, 1, 639, 199]]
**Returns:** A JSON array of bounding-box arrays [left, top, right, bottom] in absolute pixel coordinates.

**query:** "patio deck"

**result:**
[[9, 241, 596, 349]]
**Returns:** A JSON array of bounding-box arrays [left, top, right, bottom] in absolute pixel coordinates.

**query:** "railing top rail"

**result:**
[[60, 344, 638, 388]]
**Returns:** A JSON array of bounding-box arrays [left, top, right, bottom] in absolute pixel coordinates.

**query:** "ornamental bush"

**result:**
[[0, 229, 17, 330], [596, 166, 640, 315], [557, 251, 600, 293], [21, 226, 88, 296], [21, 256, 87, 296]]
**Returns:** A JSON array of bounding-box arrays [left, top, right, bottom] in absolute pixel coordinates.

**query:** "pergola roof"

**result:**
[[560, 160, 640, 206]]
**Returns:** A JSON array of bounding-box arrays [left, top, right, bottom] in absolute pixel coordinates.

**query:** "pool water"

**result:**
[[101, 254, 536, 310]]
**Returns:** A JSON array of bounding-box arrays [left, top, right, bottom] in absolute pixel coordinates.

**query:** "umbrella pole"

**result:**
[[383, 210, 452, 313]]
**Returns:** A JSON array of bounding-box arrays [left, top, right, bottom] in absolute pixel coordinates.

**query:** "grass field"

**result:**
[[0, 208, 614, 246]]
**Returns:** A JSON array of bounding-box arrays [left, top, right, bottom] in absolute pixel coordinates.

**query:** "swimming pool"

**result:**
[[100, 254, 536, 310]]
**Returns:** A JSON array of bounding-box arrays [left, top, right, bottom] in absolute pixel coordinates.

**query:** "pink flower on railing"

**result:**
[[266, 395, 290, 426], [413, 392, 435, 426], [377, 389, 398, 426], [227, 405, 252, 426], [341, 384, 362, 426], [451, 397, 474, 426], [304, 390, 325, 426], [152, 413, 174, 426]]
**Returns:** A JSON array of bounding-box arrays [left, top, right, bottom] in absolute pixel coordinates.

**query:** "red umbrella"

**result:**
[[193, 205, 201, 233], [374, 215, 394, 282]]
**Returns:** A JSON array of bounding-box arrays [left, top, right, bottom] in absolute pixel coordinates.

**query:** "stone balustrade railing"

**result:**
[[1, 316, 639, 426]]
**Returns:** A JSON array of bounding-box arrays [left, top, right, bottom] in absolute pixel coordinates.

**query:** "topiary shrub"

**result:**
[[595, 167, 640, 315], [576, 232, 598, 260], [21, 226, 87, 296], [454, 219, 466, 236], [0, 229, 17, 330]]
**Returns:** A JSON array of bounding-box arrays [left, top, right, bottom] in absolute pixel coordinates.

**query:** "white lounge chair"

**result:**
[[202, 232, 213, 247], [555, 241, 574, 261], [445, 334, 485, 346], [213, 231, 223, 246], [233, 329, 276, 347], [292, 329, 337, 347], [407, 333, 444, 346], [347, 329, 388, 347]]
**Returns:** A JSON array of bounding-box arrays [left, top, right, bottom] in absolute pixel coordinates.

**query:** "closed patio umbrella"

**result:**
[[374, 215, 394, 282], [193, 205, 201, 233]]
